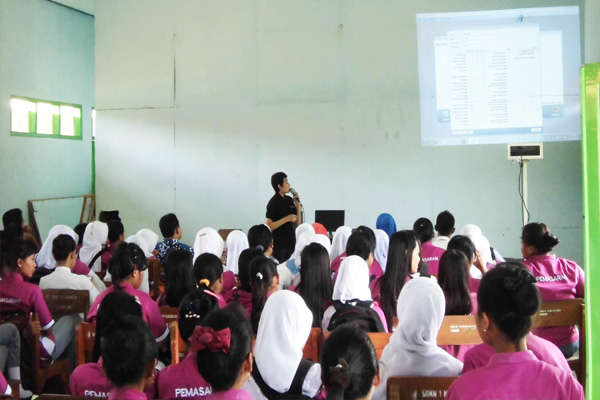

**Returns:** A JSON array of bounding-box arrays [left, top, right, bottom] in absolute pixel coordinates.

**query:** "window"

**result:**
[[10, 96, 82, 139]]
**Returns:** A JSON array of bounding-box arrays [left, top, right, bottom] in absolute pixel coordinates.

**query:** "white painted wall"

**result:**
[[0, 0, 94, 237], [95, 0, 597, 265]]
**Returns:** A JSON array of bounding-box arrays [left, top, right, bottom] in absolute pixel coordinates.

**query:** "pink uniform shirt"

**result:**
[[87, 283, 169, 342], [331, 252, 383, 287], [225, 289, 252, 316], [206, 389, 253, 400], [71, 358, 156, 399], [108, 388, 147, 400], [522, 254, 585, 347], [0, 272, 55, 356], [462, 333, 571, 374], [421, 241, 445, 277], [0, 371, 7, 395], [72, 259, 91, 276], [446, 351, 584, 400], [156, 352, 212, 399]]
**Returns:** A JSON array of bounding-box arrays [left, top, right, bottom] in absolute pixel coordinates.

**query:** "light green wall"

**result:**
[[0, 0, 94, 233]]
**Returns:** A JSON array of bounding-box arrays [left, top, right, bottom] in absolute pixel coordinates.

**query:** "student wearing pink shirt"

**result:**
[[377, 231, 420, 332], [225, 248, 263, 315], [520, 222, 585, 358], [87, 243, 169, 345], [445, 262, 583, 400], [413, 217, 446, 277], [249, 257, 279, 333], [155, 288, 219, 399], [447, 235, 489, 295], [197, 305, 254, 400], [102, 315, 157, 400], [331, 227, 382, 289], [194, 253, 228, 309]]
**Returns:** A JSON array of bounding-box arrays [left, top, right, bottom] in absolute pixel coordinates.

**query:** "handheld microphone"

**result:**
[[290, 188, 297, 197]]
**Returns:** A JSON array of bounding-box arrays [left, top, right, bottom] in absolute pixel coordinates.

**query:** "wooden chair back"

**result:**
[[302, 327, 322, 362], [7, 379, 19, 399], [75, 322, 96, 366], [169, 321, 188, 365], [323, 331, 391, 360], [42, 289, 90, 320], [535, 299, 585, 389], [437, 315, 482, 346], [387, 376, 457, 400], [147, 258, 163, 300], [160, 307, 179, 325]]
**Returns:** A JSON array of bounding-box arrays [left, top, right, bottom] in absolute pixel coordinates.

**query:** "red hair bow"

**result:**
[[190, 326, 231, 354]]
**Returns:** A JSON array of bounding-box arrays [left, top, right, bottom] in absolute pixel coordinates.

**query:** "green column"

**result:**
[[582, 63, 600, 398]]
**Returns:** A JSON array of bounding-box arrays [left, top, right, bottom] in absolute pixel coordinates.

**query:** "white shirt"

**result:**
[[431, 235, 450, 250], [39, 266, 99, 306]]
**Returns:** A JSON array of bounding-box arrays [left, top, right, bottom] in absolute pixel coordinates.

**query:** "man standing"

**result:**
[[265, 172, 302, 262]]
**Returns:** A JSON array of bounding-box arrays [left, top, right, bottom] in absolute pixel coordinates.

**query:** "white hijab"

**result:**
[[330, 226, 352, 260], [79, 221, 109, 272], [36, 225, 79, 270], [225, 230, 249, 275], [315, 234, 331, 256], [460, 224, 493, 266], [290, 231, 318, 267], [332, 255, 372, 304], [373, 278, 462, 400], [136, 229, 159, 256], [295, 223, 315, 243], [254, 290, 314, 393], [125, 235, 151, 257], [193, 227, 224, 263], [374, 229, 389, 273]]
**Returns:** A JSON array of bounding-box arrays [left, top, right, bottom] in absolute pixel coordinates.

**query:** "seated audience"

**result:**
[[157, 249, 195, 307], [295, 243, 332, 328], [225, 248, 263, 315], [330, 226, 352, 261], [431, 210, 455, 250], [375, 213, 396, 239], [413, 217, 445, 277], [249, 256, 279, 333], [156, 213, 194, 264], [0, 323, 33, 398], [79, 221, 110, 273], [225, 230, 249, 276], [247, 224, 278, 264], [194, 253, 227, 308]]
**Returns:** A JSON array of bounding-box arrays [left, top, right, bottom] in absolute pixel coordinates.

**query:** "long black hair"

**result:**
[[164, 249, 196, 307], [380, 230, 418, 331], [521, 222, 560, 255], [250, 256, 277, 333], [297, 243, 332, 328], [108, 242, 147, 286], [438, 249, 472, 315]]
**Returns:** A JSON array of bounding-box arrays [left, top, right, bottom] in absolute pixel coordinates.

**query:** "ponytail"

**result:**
[[250, 256, 277, 333], [108, 243, 146, 286], [193, 253, 223, 291]]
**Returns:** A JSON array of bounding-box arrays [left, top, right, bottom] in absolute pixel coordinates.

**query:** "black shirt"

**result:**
[[266, 193, 296, 262]]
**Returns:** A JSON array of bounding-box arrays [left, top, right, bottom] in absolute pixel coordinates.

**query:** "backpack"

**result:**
[[327, 299, 385, 332], [251, 359, 314, 399]]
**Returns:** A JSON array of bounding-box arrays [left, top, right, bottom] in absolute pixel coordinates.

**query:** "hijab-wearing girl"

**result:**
[[71, 291, 156, 399], [296, 243, 332, 328], [0, 239, 79, 361], [193, 228, 236, 299], [36, 224, 106, 292], [79, 221, 109, 273], [102, 315, 157, 400], [520, 222, 584, 358], [321, 326, 380, 400], [375, 213, 396, 239], [373, 229, 389, 274], [446, 263, 583, 400], [321, 255, 387, 333], [295, 223, 315, 243], [330, 226, 352, 261], [157, 249, 196, 307], [225, 230, 249, 276], [372, 277, 462, 400], [87, 243, 169, 345], [196, 305, 254, 399], [460, 224, 504, 265], [155, 288, 220, 399], [249, 256, 279, 333], [250, 290, 322, 399], [377, 230, 420, 331], [194, 253, 227, 308]]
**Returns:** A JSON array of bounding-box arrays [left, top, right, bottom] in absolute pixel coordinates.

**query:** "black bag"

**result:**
[[327, 299, 385, 332]]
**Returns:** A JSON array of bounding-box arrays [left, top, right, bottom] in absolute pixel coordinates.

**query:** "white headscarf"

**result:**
[[192, 227, 224, 263], [36, 225, 79, 270], [373, 278, 462, 400], [136, 229, 159, 256], [225, 230, 249, 275], [315, 234, 331, 256], [254, 290, 314, 393], [295, 223, 315, 242], [332, 255, 372, 304], [290, 231, 318, 267], [125, 235, 151, 257], [79, 221, 109, 272], [374, 229, 389, 273], [330, 226, 352, 260], [460, 224, 493, 266]]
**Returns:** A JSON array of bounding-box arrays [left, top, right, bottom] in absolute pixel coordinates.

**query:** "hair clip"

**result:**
[[190, 326, 231, 353], [255, 245, 265, 251], [329, 358, 351, 389], [256, 272, 263, 280], [199, 278, 211, 287]]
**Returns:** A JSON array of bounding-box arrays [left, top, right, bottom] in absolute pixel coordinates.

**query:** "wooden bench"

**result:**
[[42, 289, 90, 320], [387, 376, 457, 400], [75, 322, 96, 366]]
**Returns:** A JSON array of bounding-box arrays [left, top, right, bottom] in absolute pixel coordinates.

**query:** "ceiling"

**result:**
[[49, 0, 94, 16]]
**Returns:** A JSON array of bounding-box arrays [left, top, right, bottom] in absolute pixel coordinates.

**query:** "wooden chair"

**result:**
[[75, 322, 96, 366], [169, 321, 188, 365], [387, 376, 457, 400], [302, 328, 322, 362], [0, 311, 70, 395], [7, 379, 19, 399], [436, 315, 482, 346], [323, 331, 391, 360], [160, 307, 179, 325], [535, 299, 585, 389], [42, 289, 90, 320], [147, 258, 163, 300]]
